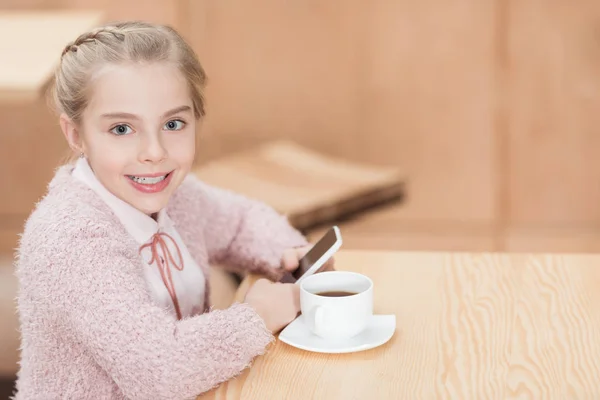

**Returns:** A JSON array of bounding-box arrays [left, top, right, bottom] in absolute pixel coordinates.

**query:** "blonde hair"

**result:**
[[52, 21, 206, 123]]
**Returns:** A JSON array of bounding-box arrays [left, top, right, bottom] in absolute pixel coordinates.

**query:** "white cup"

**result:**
[[300, 271, 373, 339]]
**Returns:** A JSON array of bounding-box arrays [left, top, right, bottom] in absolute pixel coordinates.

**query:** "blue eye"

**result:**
[[110, 124, 133, 136], [164, 119, 185, 131]]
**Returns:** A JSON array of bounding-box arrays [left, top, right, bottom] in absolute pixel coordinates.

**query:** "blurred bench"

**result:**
[[193, 140, 405, 233]]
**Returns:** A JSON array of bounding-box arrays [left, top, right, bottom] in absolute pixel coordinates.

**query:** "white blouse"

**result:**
[[72, 157, 206, 319]]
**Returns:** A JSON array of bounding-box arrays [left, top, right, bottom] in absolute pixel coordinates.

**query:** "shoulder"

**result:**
[[168, 172, 204, 207], [168, 172, 259, 215], [165, 173, 210, 241], [168, 173, 229, 207], [20, 163, 127, 244], [166, 172, 258, 229], [15, 164, 137, 286], [166, 173, 222, 223]]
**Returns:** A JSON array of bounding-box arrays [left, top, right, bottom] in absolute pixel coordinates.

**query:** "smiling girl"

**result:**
[[12, 21, 317, 399]]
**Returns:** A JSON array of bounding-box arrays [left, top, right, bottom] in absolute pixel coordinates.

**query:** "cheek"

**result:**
[[167, 131, 196, 166], [84, 137, 132, 178], [89, 154, 129, 182]]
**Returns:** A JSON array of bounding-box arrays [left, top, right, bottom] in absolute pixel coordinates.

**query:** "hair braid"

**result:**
[[61, 27, 125, 57]]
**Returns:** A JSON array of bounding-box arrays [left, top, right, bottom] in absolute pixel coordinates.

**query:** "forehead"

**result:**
[[86, 62, 191, 117]]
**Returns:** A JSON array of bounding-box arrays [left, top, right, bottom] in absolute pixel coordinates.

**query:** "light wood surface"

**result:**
[[193, 141, 404, 230], [199, 249, 600, 399]]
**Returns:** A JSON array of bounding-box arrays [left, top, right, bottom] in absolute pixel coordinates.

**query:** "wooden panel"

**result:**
[[506, 227, 600, 254], [63, 0, 187, 36], [309, 227, 497, 253], [307, 205, 497, 252], [0, 0, 54, 9], [357, 1, 498, 223], [0, 101, 68, 255], [0, 1, 187, 37], [0, 102, 68, 210], [187, 0, 364, 163], [507, 0, 600, 227], [0, 230, 17, 256]]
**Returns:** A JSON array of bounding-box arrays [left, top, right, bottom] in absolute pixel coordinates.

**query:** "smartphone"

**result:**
[[280, 226, 343, 285]]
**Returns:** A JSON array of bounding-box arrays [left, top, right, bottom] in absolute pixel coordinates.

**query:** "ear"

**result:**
[[59, 113, 85, 156]]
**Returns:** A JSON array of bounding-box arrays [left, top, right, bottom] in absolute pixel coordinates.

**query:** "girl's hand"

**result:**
[[280, 245, 336, 273], [244, 279, 300, 333], [244, 245, 337, 333]]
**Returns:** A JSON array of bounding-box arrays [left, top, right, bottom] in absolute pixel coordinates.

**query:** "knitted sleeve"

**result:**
[[57, 235, 273, 400], [168, 174, 308, 281]]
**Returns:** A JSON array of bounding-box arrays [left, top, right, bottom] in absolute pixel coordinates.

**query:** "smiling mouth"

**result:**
[[126, 172, 172, 185]]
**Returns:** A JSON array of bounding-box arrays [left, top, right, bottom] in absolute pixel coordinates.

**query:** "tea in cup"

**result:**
[[299, 271, 373, 339]]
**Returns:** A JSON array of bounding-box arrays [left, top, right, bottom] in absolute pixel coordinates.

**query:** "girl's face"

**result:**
[[62, 62, 197, 216]]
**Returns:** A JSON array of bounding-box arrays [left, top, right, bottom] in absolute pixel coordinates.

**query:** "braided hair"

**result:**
[[51, 21, 206, 123], [60, 27, 125, 57]]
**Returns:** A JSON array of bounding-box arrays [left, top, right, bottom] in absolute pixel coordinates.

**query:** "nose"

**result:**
[[138, 132, 167, 164]]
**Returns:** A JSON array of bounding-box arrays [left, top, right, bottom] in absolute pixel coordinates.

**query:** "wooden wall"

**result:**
[[0, 0, 182, 26], [1, 0, 600, 253], [503, 0, 600, 250]]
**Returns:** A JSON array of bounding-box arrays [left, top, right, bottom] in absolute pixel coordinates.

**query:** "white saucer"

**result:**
[[278, 315, 396, 354]]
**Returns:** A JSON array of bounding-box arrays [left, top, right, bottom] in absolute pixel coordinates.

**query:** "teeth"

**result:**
[[129, 174, 167, 185]]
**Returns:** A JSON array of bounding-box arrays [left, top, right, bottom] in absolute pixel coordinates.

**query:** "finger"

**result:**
[[281, 249, 299, 271], [294, 245, 312, 260]]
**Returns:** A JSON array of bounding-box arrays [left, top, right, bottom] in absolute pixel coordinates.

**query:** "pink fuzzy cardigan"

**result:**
[[12, 163, 307, 399]]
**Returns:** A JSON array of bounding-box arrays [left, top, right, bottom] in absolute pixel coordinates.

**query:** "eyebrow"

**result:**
[[100, 105, 192, 120], [163, 105, 192, 118]]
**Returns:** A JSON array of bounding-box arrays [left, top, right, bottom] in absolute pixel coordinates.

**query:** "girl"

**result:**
[[13, 21, 324, 399]]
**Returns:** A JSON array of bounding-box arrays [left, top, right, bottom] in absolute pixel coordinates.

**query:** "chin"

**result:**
[[134, 199, 168, 216], [121, 191, 167, 215]]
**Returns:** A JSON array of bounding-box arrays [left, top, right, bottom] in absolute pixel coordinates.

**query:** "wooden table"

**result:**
[[199, 249, 600, 399]]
